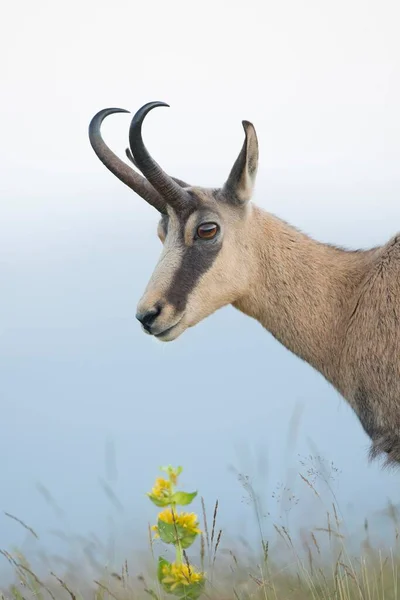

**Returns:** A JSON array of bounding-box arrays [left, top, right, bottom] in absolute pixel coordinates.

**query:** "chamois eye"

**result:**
[[196, 223, 219, 240]]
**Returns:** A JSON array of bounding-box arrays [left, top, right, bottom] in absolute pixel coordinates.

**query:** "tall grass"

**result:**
[[1, 454, 400, 599]]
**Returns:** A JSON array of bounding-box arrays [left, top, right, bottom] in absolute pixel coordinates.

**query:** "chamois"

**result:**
[[89, 101, 400, 467]]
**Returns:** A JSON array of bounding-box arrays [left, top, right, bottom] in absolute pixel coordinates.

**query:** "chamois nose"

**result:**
[[136, 305, 162, 332]]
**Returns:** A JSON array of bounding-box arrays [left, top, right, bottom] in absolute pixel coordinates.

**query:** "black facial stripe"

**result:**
[[166, 240, 221, 312], [164, 202, 222, 312]]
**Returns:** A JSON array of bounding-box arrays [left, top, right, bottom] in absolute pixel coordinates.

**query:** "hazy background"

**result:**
[[2, 0, 400, 579]]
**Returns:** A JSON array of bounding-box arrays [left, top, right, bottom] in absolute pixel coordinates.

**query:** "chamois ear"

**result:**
[[222, 120, 259, 205]]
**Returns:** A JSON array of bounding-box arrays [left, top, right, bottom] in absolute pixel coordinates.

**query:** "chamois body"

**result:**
[[233, 207, 400, 465], [89, 101, 400, 467]]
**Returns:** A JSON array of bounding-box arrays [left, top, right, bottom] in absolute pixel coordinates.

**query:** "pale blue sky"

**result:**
[[2, 0, 400, 582]]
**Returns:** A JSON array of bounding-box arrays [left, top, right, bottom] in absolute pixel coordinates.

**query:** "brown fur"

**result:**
[[232, 209, 400, 468]]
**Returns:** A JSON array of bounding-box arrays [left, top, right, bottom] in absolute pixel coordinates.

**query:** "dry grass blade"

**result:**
[[311, 532, 320, 555], [332, 503, 340, 530], [249, 573, 263, 587], [200, 533, 205, 571], [50, 572, 77, 600], [4, 513, 39, 540], [273, 524, 289, 547], [93, 580, 120, 600], [314, 527, 345, 540], [281, 526, 294, 549], [233, 588, 241, 600], [16, 562, 56, 600], [212, 530, 223, 567], [0, 549, 18, 567], [211, 500, 219, 548], [229, 550, 238, 567], [201, 496, 211, 557], [299, 473, 320, 499]]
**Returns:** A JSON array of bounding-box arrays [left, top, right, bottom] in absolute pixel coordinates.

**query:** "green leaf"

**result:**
[[147, 493, 171, 507], [157, 556, 170, 584], [171, 491, 198, 506], [180, 579, 206, 600], [179, 532, 198, 549], [157, 520, 179, 545], [157, 520, 199, 548], [157, 556, 206, 599]]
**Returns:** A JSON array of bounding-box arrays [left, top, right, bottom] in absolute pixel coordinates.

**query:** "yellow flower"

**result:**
[[161, 562, 204, 591], [150, 477, 172, 501], [158, 508, 201, 534], [152, 509, 201, 541]]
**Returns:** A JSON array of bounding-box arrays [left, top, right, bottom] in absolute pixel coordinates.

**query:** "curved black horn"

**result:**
[[89, 108, 167, 213], [125, 147, 191, 189], [128, 102, 193, 210]]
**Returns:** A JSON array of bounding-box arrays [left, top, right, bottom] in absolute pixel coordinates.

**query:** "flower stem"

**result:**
[[167, 468, 184, 566], [175, 541, 183, 565], [170, 501, 184, 565]]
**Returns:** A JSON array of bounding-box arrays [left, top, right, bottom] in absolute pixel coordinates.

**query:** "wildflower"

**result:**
[[148, 466, 206, 598], [158, 508, 201, 534], [147, 477, 172, 507], [161, 561, 205, 592], [152, 508, 201, 548], [152, 477, 172, 499]]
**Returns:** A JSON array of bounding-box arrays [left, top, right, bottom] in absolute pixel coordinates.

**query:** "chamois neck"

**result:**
[[234, 206, 374, 381]]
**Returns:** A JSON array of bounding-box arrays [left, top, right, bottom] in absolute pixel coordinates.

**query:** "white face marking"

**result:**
[[136, 190, 256, 342]]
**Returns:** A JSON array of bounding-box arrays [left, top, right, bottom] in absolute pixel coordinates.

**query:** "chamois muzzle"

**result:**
[[128, 101, 194, 211]]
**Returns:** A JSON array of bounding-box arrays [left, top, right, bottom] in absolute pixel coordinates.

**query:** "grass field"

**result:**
[[2, 456, 400, 600]]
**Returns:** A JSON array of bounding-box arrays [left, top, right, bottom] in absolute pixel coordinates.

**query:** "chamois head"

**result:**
[[89, 102, 259, 341]]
